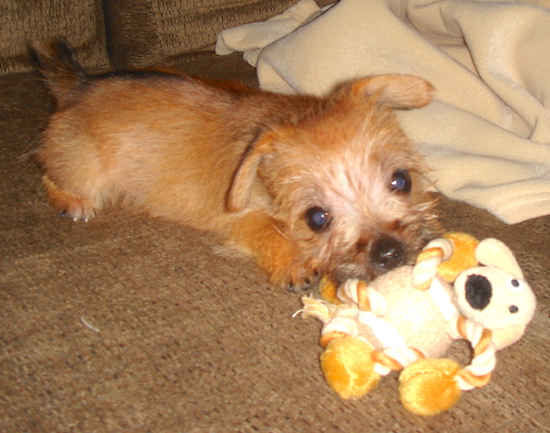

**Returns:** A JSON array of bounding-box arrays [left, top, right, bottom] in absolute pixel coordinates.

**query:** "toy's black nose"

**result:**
[[465, 274, 492, 310], [370, 235, 406, 272]]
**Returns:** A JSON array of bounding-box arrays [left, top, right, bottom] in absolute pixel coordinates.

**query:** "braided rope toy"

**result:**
[[299, 233, 536, 416]]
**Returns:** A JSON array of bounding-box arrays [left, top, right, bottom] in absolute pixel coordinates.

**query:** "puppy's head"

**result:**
[[229, 75, 441, 284]]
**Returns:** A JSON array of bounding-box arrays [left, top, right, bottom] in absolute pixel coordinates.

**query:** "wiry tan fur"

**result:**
[[35, 42, 441, 290]]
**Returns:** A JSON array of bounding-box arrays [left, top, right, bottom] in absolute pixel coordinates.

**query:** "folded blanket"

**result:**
[[216, 0, 550, 224]]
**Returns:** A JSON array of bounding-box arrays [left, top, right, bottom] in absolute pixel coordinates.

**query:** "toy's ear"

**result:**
[[347, 75, 434, 109], [226, 130, 275, 212], [475, 238, 524, 278]]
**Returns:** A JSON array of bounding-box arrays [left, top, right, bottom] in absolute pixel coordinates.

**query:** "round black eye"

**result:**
[[305, 206, 331, 232], [511, 279, 520, 288], [390, 169, 412, 194], [509, 305, 519, 314]]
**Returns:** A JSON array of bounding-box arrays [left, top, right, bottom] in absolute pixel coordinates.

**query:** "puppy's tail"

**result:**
[[31, 40, 87, 107]]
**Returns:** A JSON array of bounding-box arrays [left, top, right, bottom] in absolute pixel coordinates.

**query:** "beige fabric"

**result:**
[[216, 0, 550, 224], [216, 0, 333, 66]]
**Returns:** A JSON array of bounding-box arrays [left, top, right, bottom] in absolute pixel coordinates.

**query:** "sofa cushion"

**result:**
[[0, 0, 110, 74], [104, 0, 332, 69]]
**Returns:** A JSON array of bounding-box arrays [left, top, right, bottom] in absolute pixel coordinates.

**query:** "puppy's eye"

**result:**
[[390, 169, 412, 194], [305, 206, 331, 232]]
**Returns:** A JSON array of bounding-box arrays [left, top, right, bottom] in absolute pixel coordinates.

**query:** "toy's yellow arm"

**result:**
[[413, 232, 480, 291]]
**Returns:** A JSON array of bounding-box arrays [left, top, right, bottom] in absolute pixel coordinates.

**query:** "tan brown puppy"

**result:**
[[35, 42, 441, 290]]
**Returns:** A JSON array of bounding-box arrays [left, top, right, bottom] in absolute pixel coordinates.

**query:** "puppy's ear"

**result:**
[[349, 75, 434, 109], [226, 130, 275, 212]]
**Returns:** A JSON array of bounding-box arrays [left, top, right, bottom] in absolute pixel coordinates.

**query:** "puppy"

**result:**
[[34, 42, 441, 290]]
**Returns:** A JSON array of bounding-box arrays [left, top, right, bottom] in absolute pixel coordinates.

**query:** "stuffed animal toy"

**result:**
[[299, 232, 536, 416]]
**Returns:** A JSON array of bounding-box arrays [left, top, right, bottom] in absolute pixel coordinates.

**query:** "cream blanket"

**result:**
[[216, 0, 550, 224]]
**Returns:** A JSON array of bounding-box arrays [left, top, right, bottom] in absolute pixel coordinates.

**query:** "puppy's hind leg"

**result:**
[[42, 175, 100, 222]]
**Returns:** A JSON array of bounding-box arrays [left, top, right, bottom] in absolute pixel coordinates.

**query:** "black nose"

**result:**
[[369, 235, 406, 271], [465, 274, 492, 310]]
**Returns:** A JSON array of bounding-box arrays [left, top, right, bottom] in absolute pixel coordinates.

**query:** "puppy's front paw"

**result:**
[[270, 260, 320, 292], [228, 214, 320, 291]]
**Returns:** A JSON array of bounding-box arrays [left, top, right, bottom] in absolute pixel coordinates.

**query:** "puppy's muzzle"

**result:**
[[369, 235, 406, 272]]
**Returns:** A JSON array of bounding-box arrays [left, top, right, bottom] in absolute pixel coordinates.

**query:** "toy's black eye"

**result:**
[[511, 279, 520, 288], [305, 206, 331, 232], [509, 305, 519, 314], [390, 169, 412, 194]]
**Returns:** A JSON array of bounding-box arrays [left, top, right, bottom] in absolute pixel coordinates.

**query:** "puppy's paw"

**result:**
[[228, 214, 320, 291], [270, 260, 320, 292], [59, 204, 97, 222], [43, 175, 98, 222]]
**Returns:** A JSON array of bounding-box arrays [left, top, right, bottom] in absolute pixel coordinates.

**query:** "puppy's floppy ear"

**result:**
[[226, 130, 275, 212], [349, 74, 434, 109]]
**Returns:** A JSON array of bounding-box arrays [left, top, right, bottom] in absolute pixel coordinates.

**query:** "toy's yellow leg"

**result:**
[[320, 336, 380, 400], [399, 358, 462, 416]]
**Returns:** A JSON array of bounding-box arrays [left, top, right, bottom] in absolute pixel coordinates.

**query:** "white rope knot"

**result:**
[[450, 316, 497, 391], [373, 347, 424, 376], [412, 238, 454, 288]]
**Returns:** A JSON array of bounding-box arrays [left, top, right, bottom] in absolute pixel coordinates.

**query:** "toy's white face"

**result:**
[[455, 267, 536, 330]]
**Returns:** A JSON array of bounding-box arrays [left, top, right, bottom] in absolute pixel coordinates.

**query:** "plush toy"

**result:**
[[299, 232, 536, 416]]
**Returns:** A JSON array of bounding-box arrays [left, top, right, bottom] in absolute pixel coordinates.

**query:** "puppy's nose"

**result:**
[[369, 235, 406, 271]]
